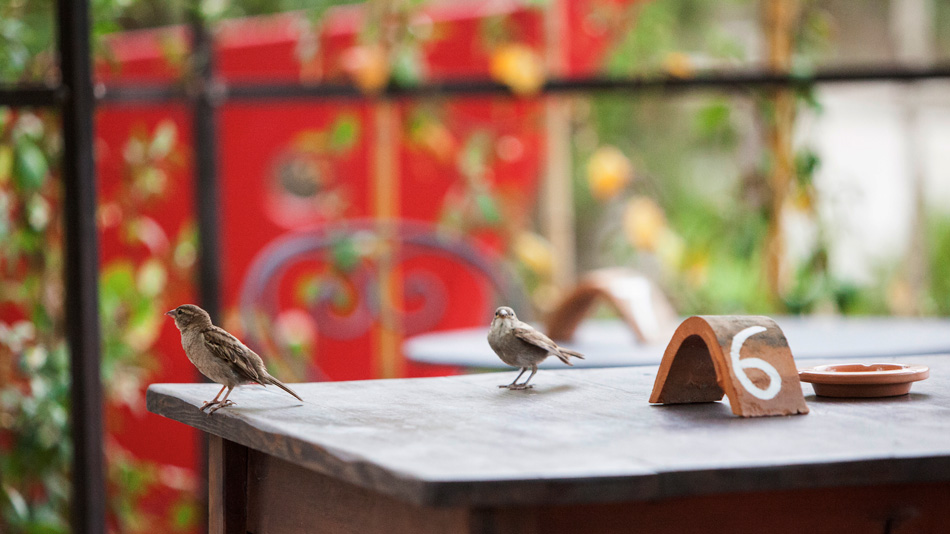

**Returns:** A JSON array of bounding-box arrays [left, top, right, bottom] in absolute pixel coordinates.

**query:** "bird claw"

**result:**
[[206, 400, 235, 414], [500, 384, 534, 390]]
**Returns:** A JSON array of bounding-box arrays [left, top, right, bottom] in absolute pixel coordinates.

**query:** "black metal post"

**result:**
[[189, 13, 221, 534], [96, 63, 950, 104], [56, 1, 106, 533], [190, 13, 223, 323]]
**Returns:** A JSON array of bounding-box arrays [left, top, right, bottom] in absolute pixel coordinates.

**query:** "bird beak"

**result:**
[[165, 310, 175, 317]]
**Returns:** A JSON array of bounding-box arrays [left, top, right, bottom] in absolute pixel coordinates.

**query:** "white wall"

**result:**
[[807, 81, 950, 283]]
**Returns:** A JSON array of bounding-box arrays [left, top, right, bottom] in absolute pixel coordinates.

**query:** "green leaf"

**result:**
[[2, 485, 29, 522], [14, 139, 48, 190], [391, 46, 426, 88], [475, 193, 501, 224], [693, 100, 737, 146], [170, 498, 199, 530], [100, 261, 136, 320], [695, 102, 729, 133], [329, 115, 359, 153], [795, 150, 820, 186], [459, 132, 490, 178], [796, 84, 823, 112], [103, 262, 136, 296], [26, 194, 51, 230], [149, 120, 177, 159], [296, 275, 321, 305], [330, 236, 360, 272], [136, 259, 167, 298]]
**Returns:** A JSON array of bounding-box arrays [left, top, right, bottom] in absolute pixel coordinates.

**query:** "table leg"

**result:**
[[208, 435, 248, 534]]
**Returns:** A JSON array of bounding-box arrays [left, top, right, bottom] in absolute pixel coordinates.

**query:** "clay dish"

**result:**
[[798, 363, 929, 398]]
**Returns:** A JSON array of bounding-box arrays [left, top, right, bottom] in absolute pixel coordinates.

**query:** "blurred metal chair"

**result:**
[[237, 219, 531, 380]]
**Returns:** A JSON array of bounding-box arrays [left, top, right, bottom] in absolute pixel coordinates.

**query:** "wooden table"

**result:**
[[404, 316, 950, 369], [148, 354, 950, 534]]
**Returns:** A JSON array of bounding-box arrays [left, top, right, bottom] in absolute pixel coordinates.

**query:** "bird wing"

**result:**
[[200, 326, 263, 383], [512, 327, 561, 355]]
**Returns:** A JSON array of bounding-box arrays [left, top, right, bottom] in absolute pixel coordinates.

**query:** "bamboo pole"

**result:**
[[372, 100, 404, 378], [541, 0, 576, 291], [763, 0, 800, 303]]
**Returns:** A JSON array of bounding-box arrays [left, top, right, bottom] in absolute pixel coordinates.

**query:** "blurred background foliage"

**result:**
[[0, 105, 199, 532], [2, 0, 202, 529], [2, 0, 950, 532]]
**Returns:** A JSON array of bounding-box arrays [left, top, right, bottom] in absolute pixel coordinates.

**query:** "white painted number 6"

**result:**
[[730, 326, 782, 400]]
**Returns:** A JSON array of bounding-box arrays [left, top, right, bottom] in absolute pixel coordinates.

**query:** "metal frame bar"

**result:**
[[56, 1, 107, 534], [190, 14, 223, 323], [96, 63, 950, 103], [189, 13, 220, 531], [0, 86, 62, 107], [94, 83, 185, 104]]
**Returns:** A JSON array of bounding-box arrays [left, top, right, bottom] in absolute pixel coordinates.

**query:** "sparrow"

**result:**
[[487, 306, 585, 390], [166, 304, 303, 414]]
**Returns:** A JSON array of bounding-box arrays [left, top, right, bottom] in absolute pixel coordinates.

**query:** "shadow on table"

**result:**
[[650, 401, 736, 421], [804, 392, 932, 404], [495, 384, 578, 396]]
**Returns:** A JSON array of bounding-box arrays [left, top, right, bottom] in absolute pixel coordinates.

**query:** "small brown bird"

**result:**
[[166, 304, 303, 414], [487, 306, 585, 390]]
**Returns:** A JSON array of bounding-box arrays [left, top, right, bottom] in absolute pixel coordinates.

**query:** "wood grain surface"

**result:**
[[207, 435, 247, 534], [245, 449, 470, 534], [148, 354, 950, 508]]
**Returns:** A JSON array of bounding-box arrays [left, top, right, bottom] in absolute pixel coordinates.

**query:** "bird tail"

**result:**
[[263, 374, 303, 402], [555, 348, 585, 366]]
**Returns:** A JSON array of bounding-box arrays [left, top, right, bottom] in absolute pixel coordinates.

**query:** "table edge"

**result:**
[[147, 382, 950, 508]]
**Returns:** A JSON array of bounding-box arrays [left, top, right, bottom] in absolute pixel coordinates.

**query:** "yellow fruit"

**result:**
[[343, 44, 390, 93], [587, 146, 633, 201], [656, 228, 685, 269], [622, 196, 666, 251], [793, 186, 814, 211], [418, 121, 456, 162], [0, 146, 13, 183], [683, 250, 709, 288], [663, 52, 694, 79], [490, 43, 545, 96], [513, 231, 554, 278]]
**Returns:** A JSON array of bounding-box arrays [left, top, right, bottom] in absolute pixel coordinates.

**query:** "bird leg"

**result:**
[[501, 368, 535, 390], [200, 385, 227, 411], [508, 365, 538, 390], [499, 368, 527, 388], [207, 387, 236, 414]]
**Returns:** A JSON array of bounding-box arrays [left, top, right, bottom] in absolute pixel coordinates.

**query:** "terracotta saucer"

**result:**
[[798, 363, 930, 398]]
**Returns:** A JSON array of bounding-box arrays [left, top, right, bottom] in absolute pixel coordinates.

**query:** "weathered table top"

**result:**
[[404, 316, 950, 368], [148, 354, 950, 508]]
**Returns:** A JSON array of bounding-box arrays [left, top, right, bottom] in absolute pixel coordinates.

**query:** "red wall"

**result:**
[[93, 0, 626, 527]]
